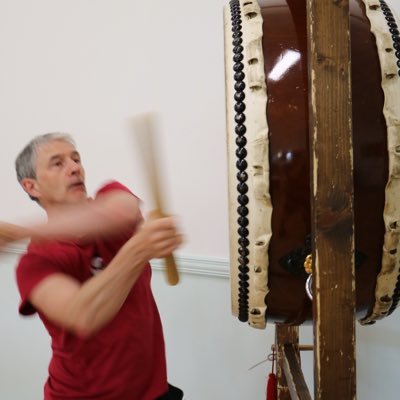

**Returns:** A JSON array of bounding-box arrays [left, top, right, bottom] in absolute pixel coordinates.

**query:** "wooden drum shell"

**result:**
[[224, 0, 400, 327]]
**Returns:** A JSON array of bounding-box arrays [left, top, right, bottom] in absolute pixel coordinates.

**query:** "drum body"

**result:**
[[224, 0, 400, 328]]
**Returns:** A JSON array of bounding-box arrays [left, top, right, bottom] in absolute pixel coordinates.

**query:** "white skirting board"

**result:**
[[3, 243, 230, 279], [151, 255, 229, 279]]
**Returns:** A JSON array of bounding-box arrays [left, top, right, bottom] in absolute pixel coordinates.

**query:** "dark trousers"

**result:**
[[156, 383, 184, 400]]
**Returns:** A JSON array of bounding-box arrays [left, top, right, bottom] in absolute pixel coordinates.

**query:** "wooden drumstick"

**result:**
[[131, 112, 179, 285]]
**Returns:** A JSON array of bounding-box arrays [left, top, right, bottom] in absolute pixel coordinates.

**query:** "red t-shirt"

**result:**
[[16, 181, 168, 400]]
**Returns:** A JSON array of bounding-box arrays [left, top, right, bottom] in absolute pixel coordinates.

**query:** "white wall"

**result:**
[[0, 0, 229, 257], [0, 0, 400, 399]]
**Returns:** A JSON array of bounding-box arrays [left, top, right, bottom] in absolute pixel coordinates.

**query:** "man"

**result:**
[[0, 133, 183, 399]]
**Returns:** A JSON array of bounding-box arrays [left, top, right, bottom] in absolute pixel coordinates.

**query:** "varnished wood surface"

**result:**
[[255, 0, 386, 323]]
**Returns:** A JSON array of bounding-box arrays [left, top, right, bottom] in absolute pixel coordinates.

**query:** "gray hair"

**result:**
[[15, 133, 76, 201]]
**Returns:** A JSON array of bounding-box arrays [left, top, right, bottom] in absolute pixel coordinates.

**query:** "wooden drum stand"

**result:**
[[275, 1, 355, 398], [276, 0, 356, 400]]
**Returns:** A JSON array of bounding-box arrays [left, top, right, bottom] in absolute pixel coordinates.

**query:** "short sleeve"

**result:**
[[16, 252, 62, 316], [96, 180, 138, 199], [94, 181, 143, 259]]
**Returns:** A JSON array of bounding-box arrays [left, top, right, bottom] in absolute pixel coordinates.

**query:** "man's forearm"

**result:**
[[66, 238, 149, 337], [32, 234, 150, 338], [1, 192, 140, 244]]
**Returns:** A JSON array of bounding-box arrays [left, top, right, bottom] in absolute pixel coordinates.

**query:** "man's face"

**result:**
[[23, 139, 87, 208]]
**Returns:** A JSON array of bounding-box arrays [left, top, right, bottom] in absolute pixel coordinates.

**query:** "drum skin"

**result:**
[[247, 0, 387, 324]]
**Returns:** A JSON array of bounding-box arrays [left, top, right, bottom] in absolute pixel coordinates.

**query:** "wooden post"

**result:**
[[306, 1, 356, 399], [275, 325, 312, 400], [281, 345, 312, 400], [276, 325, 300, 400]]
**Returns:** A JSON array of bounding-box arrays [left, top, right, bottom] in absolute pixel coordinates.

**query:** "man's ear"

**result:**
[[21, 178, 40, 199]]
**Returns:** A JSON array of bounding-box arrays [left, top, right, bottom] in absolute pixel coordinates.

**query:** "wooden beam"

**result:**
[[275, 325, 299, 400], [306, 1, 356, 399], [282, 344, 312, 400]]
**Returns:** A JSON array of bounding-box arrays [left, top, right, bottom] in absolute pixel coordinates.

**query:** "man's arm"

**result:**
[[0, 190, 140, 246], [28, 216, 182, 338], [37, 190, 140, 239]]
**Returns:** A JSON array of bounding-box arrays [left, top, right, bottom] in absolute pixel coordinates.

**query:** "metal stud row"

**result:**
[[229, 0, 249, 323], [379, 0, 400, 314], [379, 0, 400, 76]]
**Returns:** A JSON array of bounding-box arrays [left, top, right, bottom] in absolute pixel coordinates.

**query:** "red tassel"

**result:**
[[266, 345, 277, 400], [266, 372, 277, 400]]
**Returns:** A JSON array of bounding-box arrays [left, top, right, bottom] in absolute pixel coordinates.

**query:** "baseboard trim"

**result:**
[[151, 255, 230, 279], [2, 243, 28, 255], [2, 244, 230, 279]]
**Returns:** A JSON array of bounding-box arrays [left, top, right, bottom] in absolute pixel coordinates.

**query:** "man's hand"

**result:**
[[0, 222, 29, 250], [134, 215, 183, 261]]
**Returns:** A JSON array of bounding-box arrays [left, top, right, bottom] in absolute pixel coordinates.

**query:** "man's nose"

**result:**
[[67, 159, 82, 175]]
